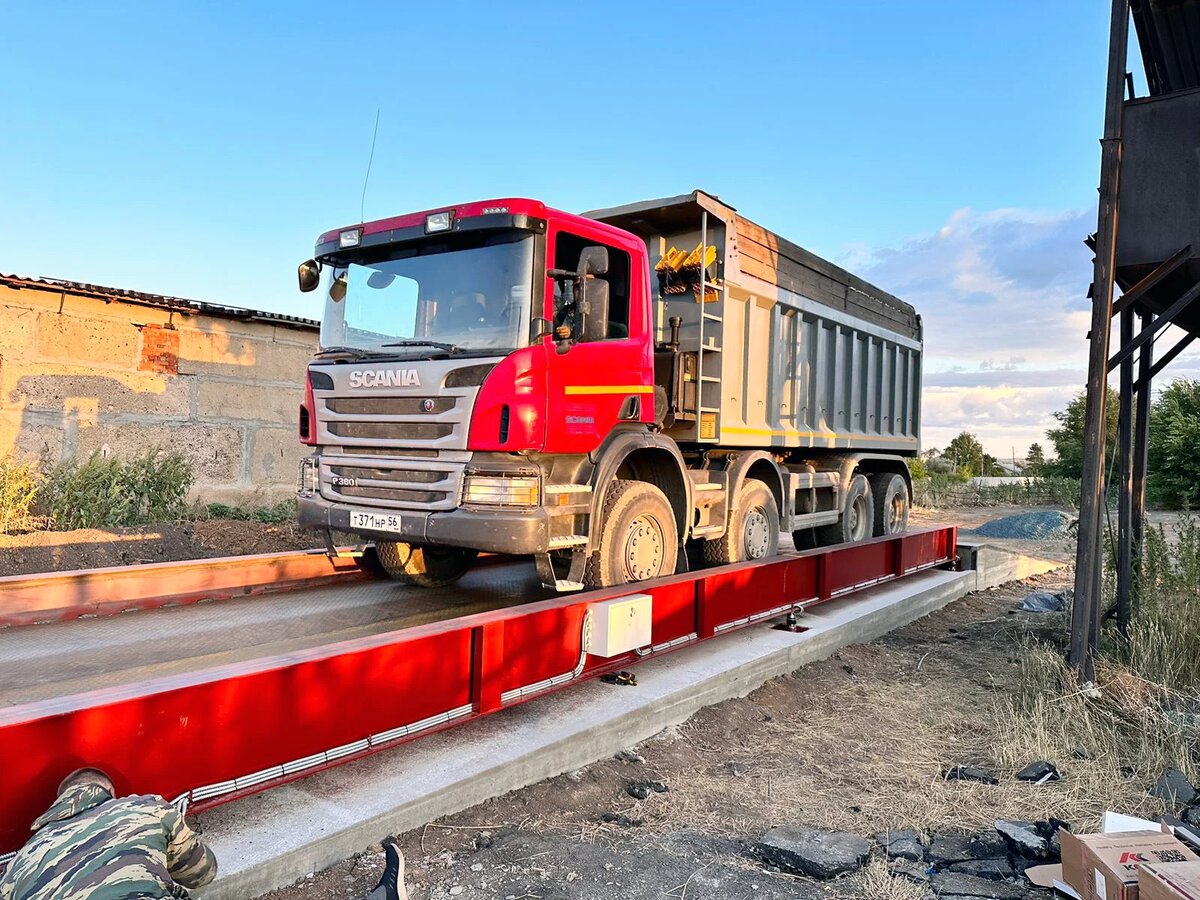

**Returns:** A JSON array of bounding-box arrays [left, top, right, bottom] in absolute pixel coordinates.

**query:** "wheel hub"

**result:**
[[744, 509, 770, 559], [624, 514, 664, 581], [850, 497, 868, 540], [890, 494, 906, 530]]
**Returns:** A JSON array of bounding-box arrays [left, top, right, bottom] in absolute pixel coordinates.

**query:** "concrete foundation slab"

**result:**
[[194, 566, 977, 899]]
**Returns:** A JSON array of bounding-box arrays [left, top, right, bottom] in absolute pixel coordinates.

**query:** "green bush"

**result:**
[[1147, 379, 1200, 509], [0, 455, 45, 534], [203, 498, 295, 524], [42, 449, 195, 529]]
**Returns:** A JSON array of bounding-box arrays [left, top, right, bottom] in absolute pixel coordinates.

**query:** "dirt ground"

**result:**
[[259, 510, 1128, 900], [0, 519, 320, 576]]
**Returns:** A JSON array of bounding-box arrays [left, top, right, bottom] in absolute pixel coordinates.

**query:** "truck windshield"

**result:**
[[318, 231, 535, 356]]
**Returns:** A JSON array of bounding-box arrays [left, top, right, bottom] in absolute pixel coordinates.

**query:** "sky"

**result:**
[[2, 1, 1195, 458]]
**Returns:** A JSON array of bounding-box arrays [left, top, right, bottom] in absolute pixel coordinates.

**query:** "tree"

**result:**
[[907, 457, 928, 480], [944, 431, 986, 477], [1147, 379, 1200, 509], [1025, 442, 1046, 475], [1044, 386, 1119, 479]]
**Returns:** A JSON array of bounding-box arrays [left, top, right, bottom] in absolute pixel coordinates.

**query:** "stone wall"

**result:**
[[0, 277, 318, 502]]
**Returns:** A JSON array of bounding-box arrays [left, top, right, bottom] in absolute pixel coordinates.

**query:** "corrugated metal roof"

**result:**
[[1132, 0, 1200, 95], [0, 273, 319, 330]]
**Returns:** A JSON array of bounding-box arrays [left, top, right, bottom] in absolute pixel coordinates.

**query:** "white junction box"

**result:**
[[586, 593, 653, 657]]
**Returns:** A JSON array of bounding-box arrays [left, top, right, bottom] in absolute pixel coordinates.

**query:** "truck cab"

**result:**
[[297, 193, 921, 590]]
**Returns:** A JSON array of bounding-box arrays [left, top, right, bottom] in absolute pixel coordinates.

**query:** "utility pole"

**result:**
[[1070, 0, 1130, 681]]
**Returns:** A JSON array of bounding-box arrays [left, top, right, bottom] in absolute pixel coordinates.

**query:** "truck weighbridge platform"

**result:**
[[0, 529, 970, 881], [193, 540, 1051, 900]]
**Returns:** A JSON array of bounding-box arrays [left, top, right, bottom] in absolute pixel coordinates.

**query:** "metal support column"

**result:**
[[1116, 308, 1134, 635], [1070, 0, 1129, 679], [1130, 309, 1153, 588]]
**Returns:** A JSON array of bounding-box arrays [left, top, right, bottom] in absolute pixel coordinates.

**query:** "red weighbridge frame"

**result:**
[[0, 527, 955, 859]]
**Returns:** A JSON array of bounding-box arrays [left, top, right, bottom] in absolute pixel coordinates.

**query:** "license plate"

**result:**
[[349, 509, 403, 535]]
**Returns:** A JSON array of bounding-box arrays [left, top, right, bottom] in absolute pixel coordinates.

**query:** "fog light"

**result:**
[[297, 457, 318, 497], [462, 474, 539, 507], [339, 228, 362, 248], [425, 211, 452, 233]]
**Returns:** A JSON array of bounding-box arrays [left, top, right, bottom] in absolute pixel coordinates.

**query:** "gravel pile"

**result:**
[[970, 511, 1072, 540]]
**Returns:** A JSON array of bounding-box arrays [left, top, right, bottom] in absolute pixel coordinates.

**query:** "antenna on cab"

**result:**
[[359, 108, 381, 225]]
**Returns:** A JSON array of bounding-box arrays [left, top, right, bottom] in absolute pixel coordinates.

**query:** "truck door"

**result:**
[[543, 222, 654, 454]]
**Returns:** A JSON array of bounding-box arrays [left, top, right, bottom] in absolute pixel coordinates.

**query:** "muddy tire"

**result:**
[[703, 479, 780, 565], [815, 473, 874, 546], [375, 541, 478, 588], [584, 480, 679, 588], [870, 472, 910, 536]]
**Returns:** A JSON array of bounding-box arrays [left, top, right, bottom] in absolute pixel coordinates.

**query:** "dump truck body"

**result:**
[[586, 191, 921, 454]]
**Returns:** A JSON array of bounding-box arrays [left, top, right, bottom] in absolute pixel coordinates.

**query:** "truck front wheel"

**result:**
[[584, 480, 679, 587], [375, 541, 478, 588], [815, 474, 874, 546], [704, 479, 780, 565]]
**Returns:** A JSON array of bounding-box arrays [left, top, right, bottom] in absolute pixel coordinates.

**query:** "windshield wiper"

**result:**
[[380, 340, 459, 353], [316, 346, 383, 359]]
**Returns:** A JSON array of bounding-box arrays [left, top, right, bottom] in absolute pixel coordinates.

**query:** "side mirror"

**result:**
[[298, 259, 321, 293], [530, 316, 553, 344], [576, 246, 609, 279]]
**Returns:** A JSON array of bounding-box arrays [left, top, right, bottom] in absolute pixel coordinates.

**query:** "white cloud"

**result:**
[[839, 206, 1133, 458]]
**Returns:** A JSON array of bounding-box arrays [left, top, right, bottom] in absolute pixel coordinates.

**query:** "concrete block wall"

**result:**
[[0, 280, 318, 502]]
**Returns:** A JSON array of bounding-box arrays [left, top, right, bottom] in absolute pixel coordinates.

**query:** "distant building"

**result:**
[[0, 273, 318, 501]]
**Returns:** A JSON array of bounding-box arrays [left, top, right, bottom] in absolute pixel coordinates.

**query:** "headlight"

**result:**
[[297, 457, 318, 497], [425, 211, 452, 233], [462, 474, 539, 507]]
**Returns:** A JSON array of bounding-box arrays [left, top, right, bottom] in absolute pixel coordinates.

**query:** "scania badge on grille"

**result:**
[[348, 369, 421, 388], [421, 399, 435, 412]]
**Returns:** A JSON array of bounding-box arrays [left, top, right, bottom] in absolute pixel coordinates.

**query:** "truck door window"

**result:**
[[553, 232, 631, 341]]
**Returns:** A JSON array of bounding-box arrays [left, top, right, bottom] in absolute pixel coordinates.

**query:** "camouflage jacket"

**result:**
[[0, 783, 216, 900]]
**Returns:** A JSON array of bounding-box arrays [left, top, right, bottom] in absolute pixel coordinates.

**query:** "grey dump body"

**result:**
[[586, 190, 922, 456]]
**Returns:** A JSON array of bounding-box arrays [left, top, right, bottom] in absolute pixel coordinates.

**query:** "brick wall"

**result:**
[[0, 279, 318, 502]]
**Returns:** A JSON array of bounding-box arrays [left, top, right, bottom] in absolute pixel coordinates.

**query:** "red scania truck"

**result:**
[[295, 191, 921, 590]]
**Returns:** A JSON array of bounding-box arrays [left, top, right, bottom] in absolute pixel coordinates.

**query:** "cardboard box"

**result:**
[[1140, 862, 1200, 900], [1060, 828, 1200, 900]]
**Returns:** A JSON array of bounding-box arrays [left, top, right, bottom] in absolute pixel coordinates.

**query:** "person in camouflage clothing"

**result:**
[[0, 768, 216, 900]]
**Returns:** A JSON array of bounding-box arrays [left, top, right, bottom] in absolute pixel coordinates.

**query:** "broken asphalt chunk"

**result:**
[[756, 825, 871, 878], [1152, 768, 1198, 807], [942, 765, 999, 785], [930, 871, 1025, 898], [876, 828, 926, 862], [995, 819, 1050, 859], [1015, 760, 1061, 784]]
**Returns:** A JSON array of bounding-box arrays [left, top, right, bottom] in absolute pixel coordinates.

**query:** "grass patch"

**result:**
[[992, 517, 1200, 829], [0, 455, 47, 534], [41, 449, 195, 530], [201, 498, 296, 524]]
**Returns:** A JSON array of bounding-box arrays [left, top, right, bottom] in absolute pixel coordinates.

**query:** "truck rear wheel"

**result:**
[[815, 474, 874, 546], [584, 480, 679, 588], [870, 473, 910, 536], [375, 541, 478, 588], [703, 479, 779, 565]]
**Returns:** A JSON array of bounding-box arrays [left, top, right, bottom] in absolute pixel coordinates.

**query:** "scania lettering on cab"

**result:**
[[295, 191, 921, 590]]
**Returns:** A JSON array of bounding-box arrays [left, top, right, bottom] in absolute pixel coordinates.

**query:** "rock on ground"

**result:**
[[876, 828, 926, 861], [928, 832, 1008, 865], [1153, 768, 1198, 806], [756, 825, 871, 879], [972, 510, 1071, 540], [995, 820, 1050, 859], [930, 871, 1026, 898]]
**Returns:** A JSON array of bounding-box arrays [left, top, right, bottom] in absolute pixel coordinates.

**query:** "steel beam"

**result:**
[[1071, 0, 1130, 679], [1111, 244, 1193, 317], [0, 550, 373, 628], [1135, 330, 1196, 392], [0, 527, 956, 860], [1116, 308, 1135, 635], [1108, 280, 1200, 372], [1131, 310, 1153, 591]]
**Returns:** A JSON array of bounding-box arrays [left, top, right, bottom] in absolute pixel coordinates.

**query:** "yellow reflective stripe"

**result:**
[[563, 385, 655, 395], [721, 426, 916, 443]]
